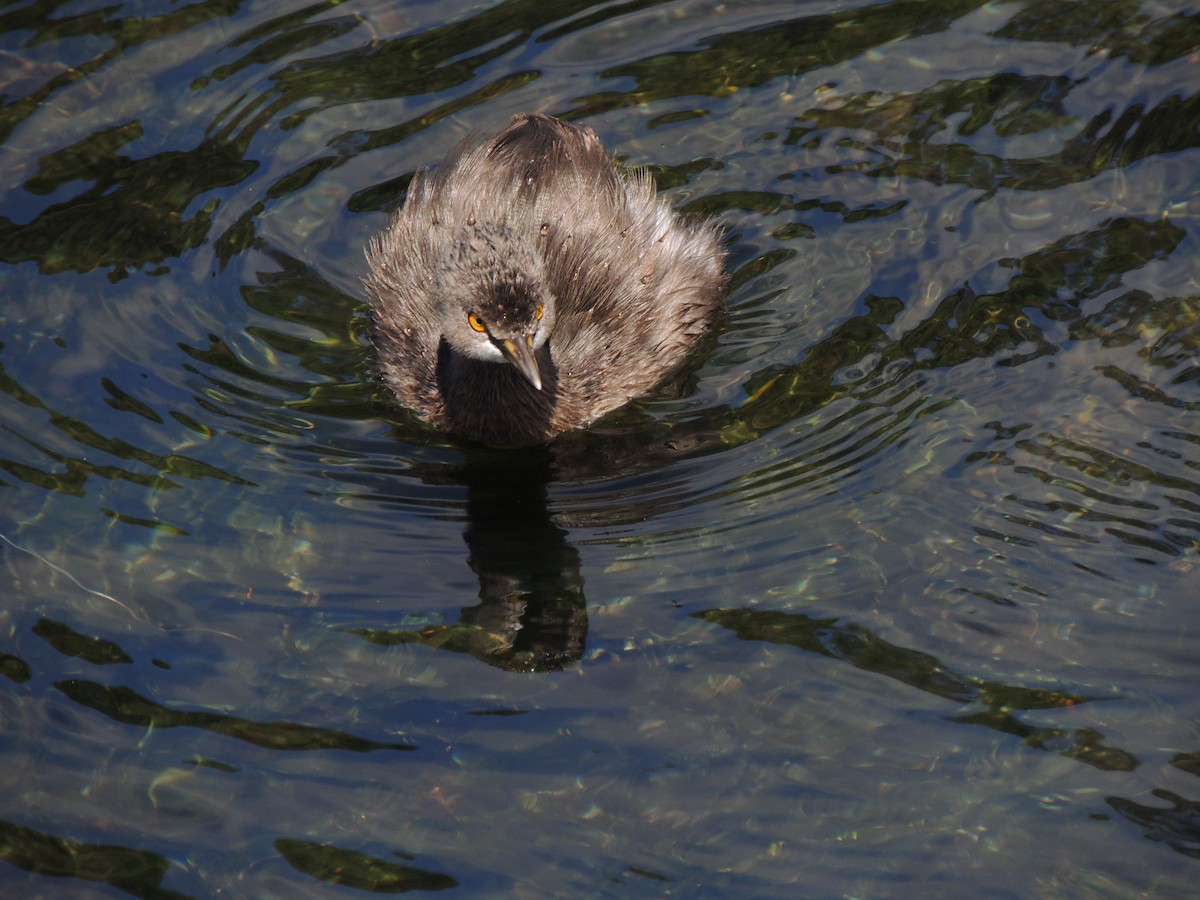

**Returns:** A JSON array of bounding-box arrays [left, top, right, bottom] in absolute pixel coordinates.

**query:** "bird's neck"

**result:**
[[436, 339, 559, 445]]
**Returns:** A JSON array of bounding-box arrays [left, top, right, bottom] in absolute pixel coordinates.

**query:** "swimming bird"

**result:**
[[364, 113, 726, 446]]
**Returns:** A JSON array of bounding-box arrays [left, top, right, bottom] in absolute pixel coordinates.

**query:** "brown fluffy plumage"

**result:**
[[364, 113, 726, 446]]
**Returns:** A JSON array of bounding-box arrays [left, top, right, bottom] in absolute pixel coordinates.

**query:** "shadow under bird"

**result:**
[[364, 113, 727, 447]]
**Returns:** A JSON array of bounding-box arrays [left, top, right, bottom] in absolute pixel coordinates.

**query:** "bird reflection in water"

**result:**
[[354, 450, 586, 672]]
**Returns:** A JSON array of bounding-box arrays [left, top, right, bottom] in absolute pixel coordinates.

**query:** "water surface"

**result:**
[[2, 0, 1200, 895]]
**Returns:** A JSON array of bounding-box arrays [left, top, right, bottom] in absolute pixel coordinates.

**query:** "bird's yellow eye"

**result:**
[[467, 313, 487, 333], [535, 302, 544, 321]]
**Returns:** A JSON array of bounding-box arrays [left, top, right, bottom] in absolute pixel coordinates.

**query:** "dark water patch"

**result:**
[[0, 353, 252, 496], [995, 5, 1200, 68], [696, 606, 1135, 773], [0, 818, 190, 900], [275, 838, 459, 892], [1108, 789, 1200, 861], [54, 679, 418, 752], [0, 653, 32, 683], [574, 0, 991, 117], [32, 618, 134, 664], [0, 125, 256, 278]]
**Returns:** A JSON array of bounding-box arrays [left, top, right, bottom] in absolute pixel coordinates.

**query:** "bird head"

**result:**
[[435, 223, 556, 390]]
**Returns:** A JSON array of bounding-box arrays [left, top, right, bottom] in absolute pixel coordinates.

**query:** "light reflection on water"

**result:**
[[2, 0, 1200, 894]]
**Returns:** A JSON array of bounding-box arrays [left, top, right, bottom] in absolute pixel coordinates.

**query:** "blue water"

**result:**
[[2, 0, 1200, 895]]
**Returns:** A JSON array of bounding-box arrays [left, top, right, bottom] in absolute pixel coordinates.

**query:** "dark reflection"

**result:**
[[241, 248, 379, 416], [275, 838, 458, 892], [178, 247, 378, 430], [0, 343, 252, 497], [695, 607, 1137, 771], [619, 865, 674, 887], [653, 215, 1187, 463], [32, 618, 133, 665], [102, 377, 164, 423], [0, 818, 191, 900], [891, 217, 1186, 365], [0, 124, 256, 278], [54, 679, 417, 753], [988, 428, 1200, 562], [353, 449, 588, 672], [0, 652, 32, 683], [1075, 289, 1200, 409], [564, 0, 1198, 179], [953, 712, 1137, 772], [782, 78, 1200, 195], [0, 0, 243, 145], [996, 5, 1200, 67], [1, 0, 1191, 286], [1107, 789, 1200, 859], [1173, 752, 1200, 778], [207, 0, 607, 148], [209, 0, 641, 239], [572, 0, 991, 118]]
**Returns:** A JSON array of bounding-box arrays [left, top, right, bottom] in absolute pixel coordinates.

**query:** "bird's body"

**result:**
[[364, 113, 726, 446]]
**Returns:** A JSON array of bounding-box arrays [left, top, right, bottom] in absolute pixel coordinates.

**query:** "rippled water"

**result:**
[[2, 0, 1200, 895]]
